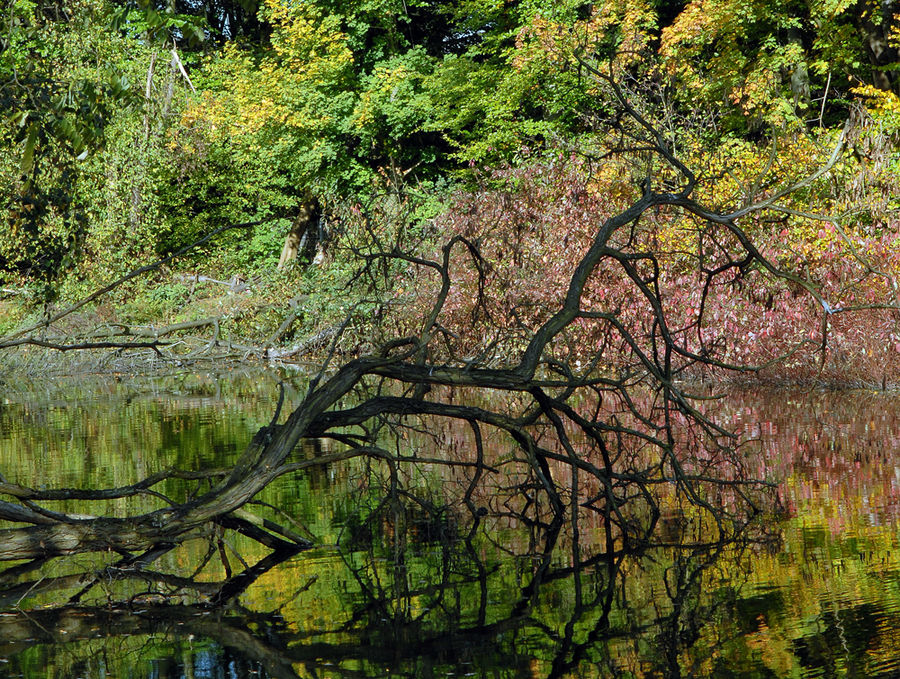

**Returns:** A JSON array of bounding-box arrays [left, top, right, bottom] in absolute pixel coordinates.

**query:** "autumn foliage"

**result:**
[[393, 144, 900, 386], [2, 0, 900, 388]]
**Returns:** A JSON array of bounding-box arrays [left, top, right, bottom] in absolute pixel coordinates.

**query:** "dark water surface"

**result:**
[[0, 371, 898, 678]]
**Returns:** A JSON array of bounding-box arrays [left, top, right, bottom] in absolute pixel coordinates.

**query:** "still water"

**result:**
[[0, 370, 898, 678]]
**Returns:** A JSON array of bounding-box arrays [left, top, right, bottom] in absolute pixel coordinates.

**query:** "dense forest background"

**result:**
[[2, 0, 899, 384]]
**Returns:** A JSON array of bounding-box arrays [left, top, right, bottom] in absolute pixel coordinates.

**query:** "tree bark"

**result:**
[[854, 0, 900, 92], [278, 200, 318, 269]]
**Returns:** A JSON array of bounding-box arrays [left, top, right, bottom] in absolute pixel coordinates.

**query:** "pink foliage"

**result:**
[[401, 156, 900, 386]]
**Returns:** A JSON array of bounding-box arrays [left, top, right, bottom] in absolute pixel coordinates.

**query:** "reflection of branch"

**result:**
[[0, 494, 773, 679], [0, 539, 303, 611], [0, 467, 226, 504], [0, 605, 301, 679]]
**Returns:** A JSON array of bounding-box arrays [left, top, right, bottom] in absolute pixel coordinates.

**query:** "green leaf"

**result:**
[[20, 122, 38, 176], [9, 110, 29, 128]]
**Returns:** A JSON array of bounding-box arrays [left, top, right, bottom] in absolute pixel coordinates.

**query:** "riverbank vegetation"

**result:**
[[2, 0, 899, 386]]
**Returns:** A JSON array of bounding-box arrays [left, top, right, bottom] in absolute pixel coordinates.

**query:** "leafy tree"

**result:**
[[161, 0, 665, 271], [659, 0, 900, 130], [424, 0, 659, 164], [0, 0, 136, 286], [162, 0, 457, 269]]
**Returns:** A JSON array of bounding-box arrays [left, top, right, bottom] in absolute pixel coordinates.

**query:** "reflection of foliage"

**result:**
[[0, 483, 776, 679], [2, 0, 899, 394], [3, 378, 900, 676]]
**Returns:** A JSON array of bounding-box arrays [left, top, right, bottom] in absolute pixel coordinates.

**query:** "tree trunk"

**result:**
[[787, 28, 810, 108], [854, 0, 899, 92], [278, 201, 318, 270], [0, 355, 382, 562]]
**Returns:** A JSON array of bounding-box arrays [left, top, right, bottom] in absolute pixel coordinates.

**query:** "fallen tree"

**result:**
[[0, 67, 884, 601]]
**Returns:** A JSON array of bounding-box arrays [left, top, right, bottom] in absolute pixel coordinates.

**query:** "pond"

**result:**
[[0, 370, 898, 678]]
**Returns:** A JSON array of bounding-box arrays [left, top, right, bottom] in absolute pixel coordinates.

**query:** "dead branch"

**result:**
[[0, 220, 261, 346], [0, 72, 847, 604]]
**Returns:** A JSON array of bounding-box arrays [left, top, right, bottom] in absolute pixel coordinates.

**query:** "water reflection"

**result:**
[[0, 377, 899, 677], [0, 515, 774, 679]]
